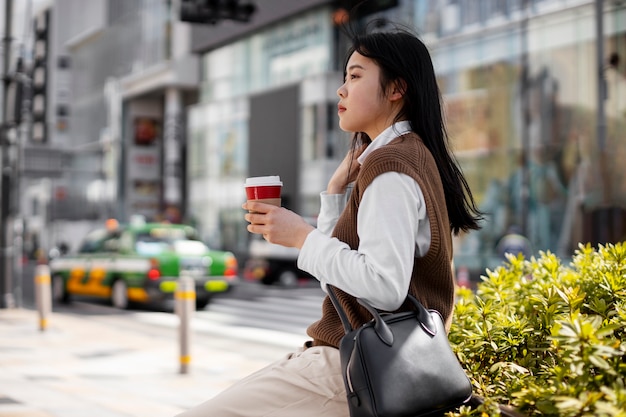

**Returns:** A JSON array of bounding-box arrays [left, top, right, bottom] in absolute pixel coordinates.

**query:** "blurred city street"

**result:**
[[1, 0, 625, 414], [0, 270, 324, 417]]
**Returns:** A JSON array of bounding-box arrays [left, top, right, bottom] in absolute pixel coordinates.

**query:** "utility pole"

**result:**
[[0, 0, 15, 308], [519, 0, 530, 238], [595, 0, 608, 204], [595, 0, 606, 154]]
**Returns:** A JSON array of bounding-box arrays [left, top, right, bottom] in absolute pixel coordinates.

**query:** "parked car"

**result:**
[[243, 218, 316, 287], [49, 219, 239, 310]]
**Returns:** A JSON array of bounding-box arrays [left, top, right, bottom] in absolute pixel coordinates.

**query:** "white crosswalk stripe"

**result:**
[[197, 286, 325, 336], [86, 283, 328, 348]]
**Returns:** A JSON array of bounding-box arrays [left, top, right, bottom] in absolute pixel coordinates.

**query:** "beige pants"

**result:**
[[175, 344, 348, 417]]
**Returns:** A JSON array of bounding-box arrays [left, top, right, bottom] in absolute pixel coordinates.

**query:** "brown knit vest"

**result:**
[[307, 133, 455, 348]]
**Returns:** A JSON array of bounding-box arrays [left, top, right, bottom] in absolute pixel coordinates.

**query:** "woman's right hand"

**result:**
[[327, 144, 368, 194]]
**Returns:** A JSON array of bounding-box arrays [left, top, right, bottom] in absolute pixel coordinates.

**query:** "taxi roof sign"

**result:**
[[105, 218, 119, 230]]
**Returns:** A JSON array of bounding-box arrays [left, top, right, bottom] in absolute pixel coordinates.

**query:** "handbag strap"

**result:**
[[327, 284, 438, 341], [326, 284, 353, 333]]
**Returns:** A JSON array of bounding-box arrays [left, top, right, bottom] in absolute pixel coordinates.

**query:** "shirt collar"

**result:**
[[357, 121, 412, 165]]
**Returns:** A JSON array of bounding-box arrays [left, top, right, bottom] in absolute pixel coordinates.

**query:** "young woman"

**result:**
[[176, 25, 482, 417]]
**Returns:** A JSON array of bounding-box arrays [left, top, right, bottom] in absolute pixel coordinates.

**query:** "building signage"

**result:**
[[126, 117, 161, 219]]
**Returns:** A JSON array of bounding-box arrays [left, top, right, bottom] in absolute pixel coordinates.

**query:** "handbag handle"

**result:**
[[326, 284, 438, 346], [326, 284, 353, 332]]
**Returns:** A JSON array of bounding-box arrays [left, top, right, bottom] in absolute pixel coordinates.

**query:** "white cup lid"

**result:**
[[245, 176, 282, 186]]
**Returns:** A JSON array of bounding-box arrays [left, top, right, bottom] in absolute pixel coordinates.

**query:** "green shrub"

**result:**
[[449, 242, 626, 417]]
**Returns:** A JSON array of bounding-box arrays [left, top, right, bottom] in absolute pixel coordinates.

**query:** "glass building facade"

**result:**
[[423, 0, 626, 273], [187, 0, 626, 276], [187, 6, 341, 255]]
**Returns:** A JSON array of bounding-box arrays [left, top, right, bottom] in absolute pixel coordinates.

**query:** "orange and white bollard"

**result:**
[[34, 265, 52, 331], [175, 273, 196, 374]]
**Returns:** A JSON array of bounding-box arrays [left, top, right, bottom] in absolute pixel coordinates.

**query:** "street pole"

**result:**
[[595, 0, 608, 206], [519, 0, 530, 238], [1, 0, 15, 308]]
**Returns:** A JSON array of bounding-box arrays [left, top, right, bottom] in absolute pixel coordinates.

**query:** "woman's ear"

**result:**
[[389, 78, 407, 102]]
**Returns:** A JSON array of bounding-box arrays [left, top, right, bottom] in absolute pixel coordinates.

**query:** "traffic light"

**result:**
[[180, 0, 256, 25], [30, 10, 50, 143], [4, 57, 25, 126], [13, 59, 25, 125]]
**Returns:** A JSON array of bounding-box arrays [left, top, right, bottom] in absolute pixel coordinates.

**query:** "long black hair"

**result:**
[[344, 23, 483, 235]]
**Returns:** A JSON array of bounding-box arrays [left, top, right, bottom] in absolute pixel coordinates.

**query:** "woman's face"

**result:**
[[337, 52, 399, 139]]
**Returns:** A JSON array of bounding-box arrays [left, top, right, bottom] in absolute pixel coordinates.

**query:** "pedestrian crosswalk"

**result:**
[[200, 285, 325, 336], [64, 282, 328, 349]]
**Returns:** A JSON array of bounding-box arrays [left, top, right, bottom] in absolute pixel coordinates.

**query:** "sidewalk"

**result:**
[[0, 306, 299, 417]]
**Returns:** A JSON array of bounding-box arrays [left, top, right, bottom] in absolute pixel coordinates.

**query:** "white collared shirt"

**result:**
[[298, 121, 431, 311]]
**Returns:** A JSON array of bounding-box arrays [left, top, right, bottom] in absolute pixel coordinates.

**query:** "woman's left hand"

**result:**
[[243, 202, 315, 249]]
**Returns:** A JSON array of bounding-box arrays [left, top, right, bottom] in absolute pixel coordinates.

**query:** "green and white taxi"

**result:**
[[49, 220, 239, 309]]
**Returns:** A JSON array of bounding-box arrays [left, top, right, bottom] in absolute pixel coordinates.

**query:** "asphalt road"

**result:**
[[16, 260, 326, 337]]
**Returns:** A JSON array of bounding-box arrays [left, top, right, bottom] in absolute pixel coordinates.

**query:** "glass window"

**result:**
[[102, 232, 121, 252], [414, 0, 442, 38], [434, 3, 626, 275], [134, 228, 207, 256], [460, 0, 481, 27], [172, 240, 209, 255], [78, 229, 109, 253], [200, 7, 332, 102]]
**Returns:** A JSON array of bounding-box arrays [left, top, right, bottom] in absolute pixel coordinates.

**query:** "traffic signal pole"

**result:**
[[0, 0, 15, 308]]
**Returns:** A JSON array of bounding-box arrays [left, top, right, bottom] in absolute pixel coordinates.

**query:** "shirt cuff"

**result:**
[[318, 192, 345, 235], [298, 229, 324, 274]]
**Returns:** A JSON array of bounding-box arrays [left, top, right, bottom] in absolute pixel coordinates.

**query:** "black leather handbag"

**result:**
[[327, 285, 472, 417]]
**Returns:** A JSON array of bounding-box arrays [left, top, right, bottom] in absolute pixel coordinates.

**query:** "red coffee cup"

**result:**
[[245, 176, 282, 208]]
